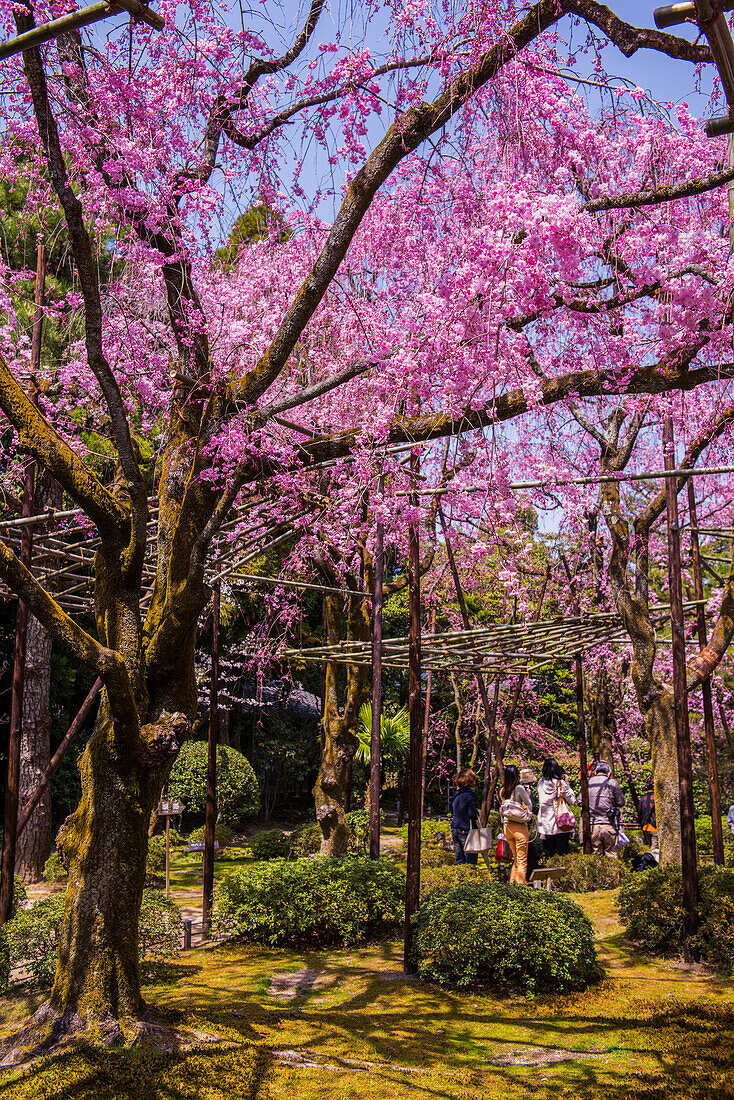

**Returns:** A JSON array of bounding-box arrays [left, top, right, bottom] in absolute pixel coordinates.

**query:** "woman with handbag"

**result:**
[[537, 757, 576, 857], [451, 768, 479, 866], [499, 764, 533, 884]]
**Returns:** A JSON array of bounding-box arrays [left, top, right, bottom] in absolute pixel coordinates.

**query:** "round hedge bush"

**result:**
[[248, 828, 291, 860], [411, 882, 601, 991], [550, 853, 628, 893], [215, 855, 405, 946], [617, 862, 734, 970], [168, 742, 259, 827]]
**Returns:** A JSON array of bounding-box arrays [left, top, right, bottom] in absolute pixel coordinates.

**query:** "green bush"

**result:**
[[398, 818, 450, 844], [11, 877, 27, 915], [43, 851, 67, 883], [411, 882, 601, 991], [346, 809, 369, 853], [188, 823, 235, 851], [550, 853, 628, 893], [168, 742, 259, 827], [146, 836, 166, 876], [4, 893, 65, 987], [696, 815, 734, 864], [3, 889, 182, 990], [215, 856, 405, 946], [420, 847, 454, 868], [287, 823, 322, 859], [139, 892, 183, 958], [420, 864, 489, 898], [618, 863, 734, 971], [247, 829, 290, 860], [0, 878, 29, 990]]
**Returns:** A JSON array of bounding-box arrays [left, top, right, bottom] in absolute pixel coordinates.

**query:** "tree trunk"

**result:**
[[15, 613, 53, 883], [585, 667, 615, 766], [49, 704, 187, 1034], [647, 688, 682, 864], [16, 475, 63, 884]]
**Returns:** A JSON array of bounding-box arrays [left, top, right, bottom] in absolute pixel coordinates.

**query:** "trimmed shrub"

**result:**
[[3, 889, 182, 989], [214, 856, 405, 946], [168, 742, 259, 827], [43, 851, 67, 883], [139, 892, 183, 958], [399, 818, 450, 844], [420, 847, 454, 868], [411, 882, 601, 991], [188, 823, 235, 851], [346, 809, 369, 853], [618, 863, 734, 971], [4, 893, 65, 987], [248, 829, 290, 860], [550, 853, 628, 893], [420, 864, 489, 898], [146, 836, 167, 876], [287, 823, 321, 859]]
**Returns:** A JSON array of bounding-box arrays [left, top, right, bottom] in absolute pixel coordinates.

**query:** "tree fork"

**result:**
[[663, 416, 698, 950]]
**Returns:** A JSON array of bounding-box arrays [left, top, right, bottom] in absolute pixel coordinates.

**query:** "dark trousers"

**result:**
[[452, 829, 478, 866], [542, 832, 571, 857]]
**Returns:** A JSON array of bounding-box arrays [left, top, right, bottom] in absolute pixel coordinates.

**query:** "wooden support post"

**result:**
[[480, 677, 501, 827], [575, 655, 592, 854], [165, 814, 171, 899], [688, 481, 725, 864], [663, 416, 698, 949], [369, 516, 384, 861], [17, 677, 101, 838], [202, 580, 220, 938], [404, 451, 422, 974], [0, 242, 43, 925], [421, 607, 436, 818]]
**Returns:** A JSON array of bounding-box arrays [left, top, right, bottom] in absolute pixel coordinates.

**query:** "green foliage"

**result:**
[[247, 828, 291, 860], [356, 704, 410, 765], [11, 877, 27, 915], [618, 863, 734, 971], [146, 836, 167, 876], [420, 847, 455, 868], [215, 204, 292, 268], [696, 815, 734, 863], [287, 822, 322, 859], [4, 893, 65, 988], [399, 818, 450, 844], [420, 864, 490, 898], [346, 809, 369, 853], [168, 742, 259, 827], [2, 889, 181, 990], [215, 856, 405, 946], [43, 850, 67, 883], [188, 823, 235, 851], [139, 892, 183, 958], [550, 853, 628, 893], [411, 882, 601, 991]]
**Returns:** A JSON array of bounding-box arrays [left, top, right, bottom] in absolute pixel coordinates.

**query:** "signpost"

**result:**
[[157, 799, 185, 898]]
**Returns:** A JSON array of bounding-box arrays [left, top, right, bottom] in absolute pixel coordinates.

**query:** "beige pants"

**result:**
[[591, 823, 619, 858], [505, 820, 529, 883]]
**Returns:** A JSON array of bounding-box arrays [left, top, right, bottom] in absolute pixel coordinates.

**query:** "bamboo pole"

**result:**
[[202, 581, 220, 938], [687, 481, 725, 864], [663, 416, 698, 952], [17, 678, 101, 838], [575, 656, 592, 854], [0, 0, 164, 62], [421, 607, 436, 818], [403, 450, 422, 974]]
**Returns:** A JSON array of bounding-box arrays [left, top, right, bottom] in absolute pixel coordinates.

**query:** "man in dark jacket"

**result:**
[[451, 768, 478, 865], [588, 762, 625, 858], [638, 775, 658, 859]]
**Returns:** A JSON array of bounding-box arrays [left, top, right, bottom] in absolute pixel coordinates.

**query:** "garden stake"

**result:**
[[369, 510, 384, 860], [203, 579, 220, 938], [403, 449, 422, 974]]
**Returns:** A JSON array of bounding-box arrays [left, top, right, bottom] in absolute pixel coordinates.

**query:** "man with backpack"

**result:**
[[587, 761, 625, 857]]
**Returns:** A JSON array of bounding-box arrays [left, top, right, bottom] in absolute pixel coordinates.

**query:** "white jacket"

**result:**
[[537, 777, 576, 836]]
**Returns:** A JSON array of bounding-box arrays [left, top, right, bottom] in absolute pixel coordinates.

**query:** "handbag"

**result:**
[[553, 782, 576, 832], [494, 834, 512, 862], [500, 798, 532, 824], [464, 827, 493, 853]]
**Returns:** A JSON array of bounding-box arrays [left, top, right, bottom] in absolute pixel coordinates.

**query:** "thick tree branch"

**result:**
[[583, 167, 734, 213], [0, 354, 125, 539]]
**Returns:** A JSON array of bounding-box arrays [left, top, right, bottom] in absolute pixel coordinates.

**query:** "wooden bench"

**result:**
[[528, 866, 565, 891]]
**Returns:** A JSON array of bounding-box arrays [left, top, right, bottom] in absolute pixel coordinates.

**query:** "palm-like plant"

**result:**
[[356, 703, 410, 764]]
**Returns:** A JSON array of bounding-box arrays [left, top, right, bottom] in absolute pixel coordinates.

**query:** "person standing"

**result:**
[[451, 768, 479, 866], [499, 764, 533, 884], [588, 761, 625, 857], [728, 803, 734, 840], [638, 775, 659, 859], [537, 757, 576, 857]]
